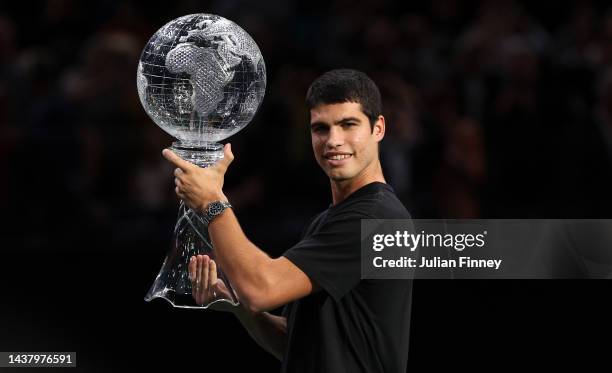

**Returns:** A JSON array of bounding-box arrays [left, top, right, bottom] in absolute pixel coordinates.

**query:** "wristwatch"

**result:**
[[202, 200, 232, 225]]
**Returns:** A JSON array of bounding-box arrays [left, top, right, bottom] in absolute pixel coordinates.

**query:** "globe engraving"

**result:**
[[137, 14, 266, 143]]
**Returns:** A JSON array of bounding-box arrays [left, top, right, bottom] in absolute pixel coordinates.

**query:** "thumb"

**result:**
[[217, 143, 234, 170]]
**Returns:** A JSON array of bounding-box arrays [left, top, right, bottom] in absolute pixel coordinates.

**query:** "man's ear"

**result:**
[[373, 115, 385, 142]]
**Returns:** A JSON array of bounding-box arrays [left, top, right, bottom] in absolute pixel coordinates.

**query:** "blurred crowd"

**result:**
[[1, 0, 611, 255]]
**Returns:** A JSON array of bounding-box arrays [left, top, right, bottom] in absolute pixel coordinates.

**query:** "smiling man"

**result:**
[[164, 69, 413, 372]]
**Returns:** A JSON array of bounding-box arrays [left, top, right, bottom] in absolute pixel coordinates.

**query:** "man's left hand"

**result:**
[[162, 143, 234, 212]]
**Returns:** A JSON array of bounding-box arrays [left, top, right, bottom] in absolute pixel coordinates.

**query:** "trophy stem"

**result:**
[[169, 141, 224, 168], [144, 140, 239, 309]]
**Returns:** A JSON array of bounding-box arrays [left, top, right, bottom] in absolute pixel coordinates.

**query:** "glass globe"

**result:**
[[140, 14, 266, 309], [137, 13, 266, 165]]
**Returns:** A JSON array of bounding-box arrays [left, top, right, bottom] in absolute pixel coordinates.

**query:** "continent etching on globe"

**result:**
[[165, 43, 232, 121]]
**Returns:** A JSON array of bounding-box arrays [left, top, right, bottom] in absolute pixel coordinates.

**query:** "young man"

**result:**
[[163, 69, 413, 372]]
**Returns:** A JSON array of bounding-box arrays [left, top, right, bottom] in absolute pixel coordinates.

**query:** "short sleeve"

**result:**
[[282, 212, 367, 301]]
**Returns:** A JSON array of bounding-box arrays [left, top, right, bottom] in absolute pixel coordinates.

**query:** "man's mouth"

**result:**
[[323, 153, 353, 165], [326, 154, 352, 160]]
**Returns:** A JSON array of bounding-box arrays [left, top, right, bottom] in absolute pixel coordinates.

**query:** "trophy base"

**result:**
[[170, 141, 224, 167], [144, 199, 241, 309], [145, 290, 239, 310]]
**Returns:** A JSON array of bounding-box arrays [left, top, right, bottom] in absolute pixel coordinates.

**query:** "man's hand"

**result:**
[[162, 143, 234, 212], [189, 254, 237, 312]]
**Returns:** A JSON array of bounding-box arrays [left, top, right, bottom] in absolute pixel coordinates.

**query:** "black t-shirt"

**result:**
[[281, 182, 413, 373]]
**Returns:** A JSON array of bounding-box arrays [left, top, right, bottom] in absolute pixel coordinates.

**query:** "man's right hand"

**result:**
[[189, 254, 238, 312]]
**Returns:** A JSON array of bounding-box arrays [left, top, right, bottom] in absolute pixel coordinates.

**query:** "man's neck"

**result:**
[[330, 161, 386, 205]]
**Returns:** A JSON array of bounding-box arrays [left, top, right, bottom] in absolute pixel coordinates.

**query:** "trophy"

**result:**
[[137, 14, 266, 308]]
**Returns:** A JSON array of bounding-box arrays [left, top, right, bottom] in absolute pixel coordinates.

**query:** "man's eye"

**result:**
[[342, 122, 356, 127], [312, 126, 328, 133]]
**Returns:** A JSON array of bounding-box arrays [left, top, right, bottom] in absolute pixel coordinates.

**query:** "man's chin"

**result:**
[[327, 171, 352, 182]]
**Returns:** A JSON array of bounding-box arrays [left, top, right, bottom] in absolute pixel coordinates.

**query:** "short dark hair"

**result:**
[[305, 69, 382, 130]]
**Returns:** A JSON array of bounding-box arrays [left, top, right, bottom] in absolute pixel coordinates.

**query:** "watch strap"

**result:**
[[202, 200, 232, 225]]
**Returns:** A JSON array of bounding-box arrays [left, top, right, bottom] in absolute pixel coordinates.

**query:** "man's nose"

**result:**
[[326, 126, 344, 148]]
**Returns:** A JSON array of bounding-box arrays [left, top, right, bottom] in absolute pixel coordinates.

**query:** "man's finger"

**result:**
[[189, 256, 196, 282], [215, 143, 234, 171], [175, 186, 185, 199], [195, 255, 203, 299], [202, 255, 210, 290], [189, 256, 198, 301], [210, 259, 218, 287], [162, 149, 194, 172]]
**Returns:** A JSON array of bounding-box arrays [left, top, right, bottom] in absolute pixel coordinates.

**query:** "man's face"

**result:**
[[310, 102, 385, 182]]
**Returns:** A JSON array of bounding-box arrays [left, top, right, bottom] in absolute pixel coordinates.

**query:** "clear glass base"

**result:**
[[145, 200, 240, 309]]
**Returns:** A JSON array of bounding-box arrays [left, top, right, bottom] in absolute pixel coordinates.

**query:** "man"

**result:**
[[163, 69, 413, 372]]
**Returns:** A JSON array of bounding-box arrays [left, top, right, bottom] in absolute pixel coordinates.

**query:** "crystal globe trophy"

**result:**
[[138, 14, 266, 308]]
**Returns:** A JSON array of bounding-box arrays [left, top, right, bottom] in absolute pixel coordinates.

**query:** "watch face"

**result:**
[[208, 202, 224, 216]]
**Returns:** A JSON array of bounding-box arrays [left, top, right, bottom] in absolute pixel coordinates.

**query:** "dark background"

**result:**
[[1, 0, 611, 371]]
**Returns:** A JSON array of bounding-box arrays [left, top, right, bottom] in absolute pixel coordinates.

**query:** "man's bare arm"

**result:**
[[164, 145, 317, 312], [233, 307, 287, 361], [208, 209, 316, 312]]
